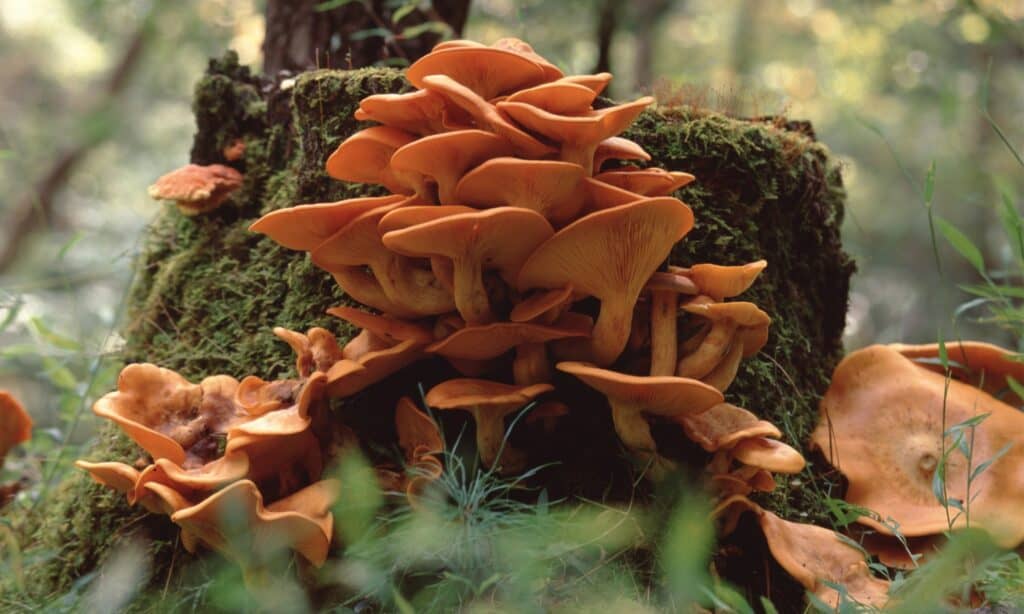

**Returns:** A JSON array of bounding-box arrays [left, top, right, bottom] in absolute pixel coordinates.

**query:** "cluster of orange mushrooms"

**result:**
[[75, 38, 1024, 606]]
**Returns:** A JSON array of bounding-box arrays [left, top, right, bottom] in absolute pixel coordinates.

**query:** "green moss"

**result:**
[[9, 59, 852, 606]]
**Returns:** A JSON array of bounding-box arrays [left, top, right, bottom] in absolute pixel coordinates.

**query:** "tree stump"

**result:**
[[9, 53, 853, 603]]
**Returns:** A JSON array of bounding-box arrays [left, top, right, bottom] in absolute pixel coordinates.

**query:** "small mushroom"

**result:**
[[504, 81, 598, 115], [273, 326, 345, 377], [670, 260, 767, 301], [407, 44, 548, 100], [148, 164, 243, 216], [425, 379, 552, 472], [355, 89, 472, 135], [593, 137, 651, 172], [593, 167, 695, 196], [518, 197, 694, 366], [0, 391, 31, 470], [249, 194, 407, 251], [325, 126, 416, 194], [676, 301, 770, 389], [453, 158, 587, 227], [557, 361, 723, 477], [389, 129, 514, 204]]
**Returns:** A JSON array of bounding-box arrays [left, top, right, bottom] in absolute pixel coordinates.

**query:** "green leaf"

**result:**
[[391, 0, 420, 23], [58, 232, 83, 260], [662, 495, 714, 606], [30, 317, 81, 351], [41, 357, 78, 391], [935, 216, 985, 273], [759, 596, 780, 614], [971, 442, 1013, 482], [399, 21, 452, 40], [923, 160, 936, 206], [314, 0, 363, 11], [351, 27, 392, 41], [1006, 376, 1024, 402], [332, 451, 382, 543]]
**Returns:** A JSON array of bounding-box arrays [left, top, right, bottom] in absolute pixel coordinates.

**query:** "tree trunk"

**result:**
[[262, 0, 472, 77]]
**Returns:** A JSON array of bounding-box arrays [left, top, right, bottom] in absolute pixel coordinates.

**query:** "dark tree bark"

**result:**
[[262, 0, 473, 77], [593, 0, 619, 75], [632, 0, 674, 92]]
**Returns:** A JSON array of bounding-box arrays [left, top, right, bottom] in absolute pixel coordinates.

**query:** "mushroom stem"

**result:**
[[472, 406, 525, 472], [703, 338, 744, 392], [609, 400, 676, 478], [676, 321, 737, 378], [451, 256, 494, 325], [649, 289, 678, 376], [431, 257, 455, 292], [514, 343, 551, 385]]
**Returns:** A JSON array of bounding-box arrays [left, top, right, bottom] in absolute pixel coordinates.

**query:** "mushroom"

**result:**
[[419, 74, 555, 159], [504, 81, 599, 115], [889, 340, 1024, 405], [453, 158, 587, 227], [557, 361, 724, 477], [425, 379, 552, 472], [509, 286, 574, 323], [148, 164, 243, 216], [670, 260, 768, 301], [593, 168, 695, 196], [170, 478, 339, 567], [387, 397, 445, 499], [810, 344, 1024, 547], [593, 137, 651, 173], [382, 207, 554, 325], [324, 126, 416, 194], [249, 194, 407, 252], [517, 197, 694, 366], [273, 326, 345, 377], [355, 89, 472, 135], [497, 96, 654, 175], [491, 37, 564, 82], [389, 129, 514, 204], [311, 202, 455, 317], [407, 44, 548, 100], [676, 301, 770, 389], [0, 391, 31, 470]]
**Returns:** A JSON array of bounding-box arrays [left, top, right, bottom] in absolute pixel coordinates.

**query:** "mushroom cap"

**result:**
[[170, 479, 337, 566], [132, 452, 251, 505], [556, 361, 724, 418], [757, 508, 890, 608], [389, 130, 514, 203], [730, 437, 805, 474], [377, 205, 479, 235], [420, 74, 555, 158], [140, 482, 198, 520], [593, 137, 651, 172], [593, 168, 695, 197], [678, 402, 781, 452], [426, 314, 592, 360], [395, 397, 443, 457], [325, 338, 424, 398], [518, 197, 693, 365], [354, 89, 471, 135], [228, 373, 326, 440], [324, 126, 416, 193], [510, 286, 574, 323], [505, 81, 598, 115], [407, 45, 548, 100], [327, 306, 434, 345], [235, 377, 302, 416], [682, 300, 771, 358], [491, 37, 564, 82], [683, 260, 768, 301], [148, 164, 243, 214], [0, 391, 32, 466], [454, 158, 587, 226], [889, 340, 1024, 405], [382, 206, 553, 273], [75, 460, 140, 495], [273, 326, 345, 377], [810, 344, 1024, 544], [249, 194, 406, 251], [425, 379, 553, 411], [559, 72, 613, 95]]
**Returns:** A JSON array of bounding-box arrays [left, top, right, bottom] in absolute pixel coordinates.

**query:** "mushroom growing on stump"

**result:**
[[593, 168, 696, 196], [406, 43, 550, 100], [355, 89, 472, 135], [557, 361, 724, 478], [518, 197, 694, 366], [382, 206, 554, 325], [389, 130, 514, 204], [148, 163, 243, 216], [812, 344, 1024, 547], [454, 158, 588, 227], [677, 301, 771, 391], [325, 126, 416, 195], [249, 194, 407, 252], [425, 379, 552, 473], [0, 391, 31, 471]]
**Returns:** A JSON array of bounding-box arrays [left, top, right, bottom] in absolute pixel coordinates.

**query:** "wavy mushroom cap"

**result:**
[[679, 260, 768, 302], [249, 194, 406, 252], [325, 338, 425, 398], [390, 130, 514, 204], [497, 97, 653, 174], [593, 137, 651, 172], [889, 340, 1024, 405], [681, 300, 771, 358], [505, 81, 598, 114], [518, 197, 693, 365], [420, 74, 555, 159], [454, 158, 587, 227], [593, 168, 695, 196], [235, 377, 302, 416], [811, 344, 1024, 545], [273, 327, 345, 377], [730, 437, 805, 474], [148, 164, 243, 215], [75, 460, 141, 495], [678, 402, 781, 452], [170, 479, 338, 567], [325, 126, 416, 194], [131, 452, 251, 505], [0, 391, 32, 468], [556, 362, 724, 418], [327, 306, 434, 346], [354, 89, 472, 135], [228, 373, 327, 441], [408, 45, 548, 100], [491, 37, 563, 82], [426, 314, 592, 360]]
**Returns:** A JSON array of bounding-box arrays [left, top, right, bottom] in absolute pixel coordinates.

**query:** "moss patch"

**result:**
[[7, 55, 853, 607]]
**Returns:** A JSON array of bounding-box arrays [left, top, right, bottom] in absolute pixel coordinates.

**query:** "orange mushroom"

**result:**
[[497, 96, 653, 175], [425, 379, 552, 472], [384, 397, 445, 499], [148, 163, 243, 216], [593, 137, 651, 172], [518, 197, 694, 366], [407, 44, 548, 100], [504, 81, 598, 115], [453, 158, 587, 227], [889, 340, 1024, 405], [382, 207, 554, 325], [389, 129, 514, 204], [810, 344, 1024, 547], [670, 260, 768, 302], [273, 326, 345, 377], [593, 167, 695, 196], [325, 126, 416, 194], [557, 361, 723, 477], [0, 391, 31, 470], [249, 194, 407, 252], [355, 89, 472, 135], [677, 301, 770, 391]]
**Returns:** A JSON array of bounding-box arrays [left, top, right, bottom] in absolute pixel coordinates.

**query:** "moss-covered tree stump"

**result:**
[[7, 53, 853, 605]]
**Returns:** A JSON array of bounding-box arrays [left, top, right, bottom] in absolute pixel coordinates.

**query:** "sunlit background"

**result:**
[[1, 0, 1022, 440]]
